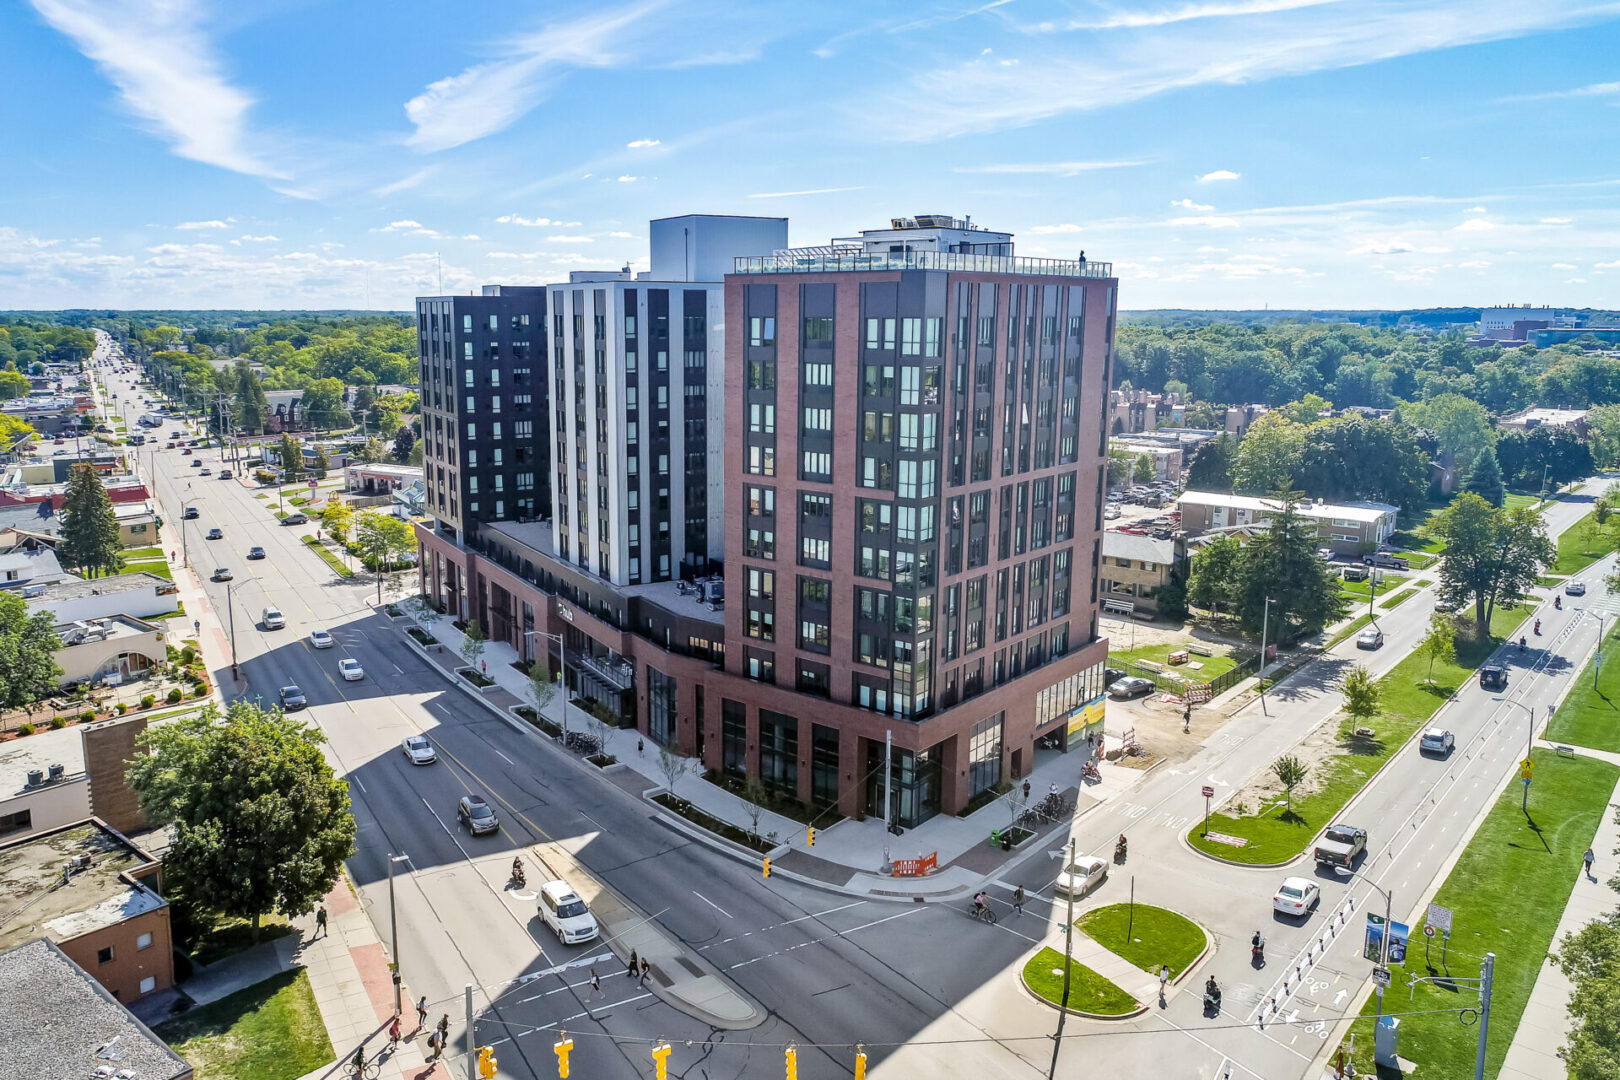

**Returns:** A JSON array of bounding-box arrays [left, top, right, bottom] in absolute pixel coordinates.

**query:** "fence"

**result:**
[[1118, 652, 1259, 700], [890, 852, 938, 877]]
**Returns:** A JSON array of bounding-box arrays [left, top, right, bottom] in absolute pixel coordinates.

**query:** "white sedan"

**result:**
[[400, 735, 436, 765], [1566, 580, 1587, 596], [309, 629, 335, 649], [1054, 855, 1109, 897], [338, 658, 364, 681], [1272, 876, 1321, 917]]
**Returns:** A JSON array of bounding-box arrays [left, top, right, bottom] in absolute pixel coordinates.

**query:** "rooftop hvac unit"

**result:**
[[48, 762, 64, 781], [26, 768, 44, 787], [73, 853, 93, 870]]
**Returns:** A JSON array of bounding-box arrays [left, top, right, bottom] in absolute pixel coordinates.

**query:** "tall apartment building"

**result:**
[[416, 285, 550, 545], [416, 213, 1118, 825], [547, 215, 788, 586]]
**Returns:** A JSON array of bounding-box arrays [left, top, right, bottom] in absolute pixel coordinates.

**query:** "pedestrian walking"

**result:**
[[588, 967, 602, 999], [1159, 964, 1170, 1001], [481, 659, 487, 675], [428, 1030, 442, 1059], [1012, 886, 1025, 916], [1584, 847, 1596, 878], [627, 949, 638, 976], [638, 737, 645, 756], [639, 956, 650, 983], [388, 1015, 401, 1050], [1021, 779, 1031, 801], [314, 904, 327, 938], [415, 995, 428, 1033], [437, 1014, 450, 1047]]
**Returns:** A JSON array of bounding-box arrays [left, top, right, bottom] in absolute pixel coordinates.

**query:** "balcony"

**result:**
[[733, 248, 1112, 280], [579, 651, 636, 692]]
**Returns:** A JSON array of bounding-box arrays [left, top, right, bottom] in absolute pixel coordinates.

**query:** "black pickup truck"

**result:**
[[1314, 823, 1368, 868]]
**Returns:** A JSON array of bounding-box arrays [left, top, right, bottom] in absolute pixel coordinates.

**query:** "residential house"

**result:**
[[1099, 532, 1186, 616]]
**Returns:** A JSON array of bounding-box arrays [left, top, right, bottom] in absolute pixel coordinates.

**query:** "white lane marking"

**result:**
[[493, 749, 515, 766], [547, 991, 657, 1025], [693, 891, 734, 919], [782, 900, 868, 926]]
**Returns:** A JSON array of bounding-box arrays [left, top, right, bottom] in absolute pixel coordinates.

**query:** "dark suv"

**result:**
[[278, 685, 307, 710], [457, 795, 499, 835]]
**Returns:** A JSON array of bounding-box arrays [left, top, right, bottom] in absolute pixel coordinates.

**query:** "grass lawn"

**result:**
[[1401, 551, 1439, 569], [1108, 642, 1241, 684], [1341, 574, 1408, 598], [1189, 603, 1532, 864], [124, 558, 173, 581], [1552, 511, 1620, 576], [1326, 613, 1375, 649], [1338, 749, 1618, 1080], [157, 969, 332, 1080], [124, 545, 163, 561], [1544, 623, 1620, 752], [1021, 948, 1138, 1015], [1377, 589, 1416, 610], [1076, 903, 1206, 978], [302, 535, 354, 578], [1503, 491, 1541, 510]]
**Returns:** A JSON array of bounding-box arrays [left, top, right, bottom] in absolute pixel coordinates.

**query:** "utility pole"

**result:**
[[386, 853, 409, 1016], [1473, 953, 1495, 1080], [883, 729, 893, 834], [227, 582, 238, 678], [463, 982, 475, 1080], [1258, 596, 1275, 716], [1047, 836, 1078, 1080]]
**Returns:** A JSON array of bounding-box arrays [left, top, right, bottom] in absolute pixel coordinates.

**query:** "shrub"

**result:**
[[192, 685, 207, 697], [79, 709, 96, 723], [115, 703, 129, 715], [140, 694, 156, 709], [166, 688, 183, 704], [16, 723, 34, 736], [180, 645, 197, 665], [53, 717, 70, 729]]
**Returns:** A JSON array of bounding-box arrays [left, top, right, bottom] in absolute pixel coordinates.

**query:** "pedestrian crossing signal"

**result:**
[[763, 856, 772, 878], [477, 1045, 498, 1078], [554, 1033, 573, 1078]]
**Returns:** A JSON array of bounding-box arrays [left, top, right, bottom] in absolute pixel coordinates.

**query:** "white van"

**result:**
[[537, 880, 599, 944], [262, 606, 286, 630]]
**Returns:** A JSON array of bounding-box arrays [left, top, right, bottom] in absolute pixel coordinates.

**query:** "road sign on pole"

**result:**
[[1201, 785, 1215, 798], [1201, 786, 1213, 837], [1426, 903, 1454, 935]]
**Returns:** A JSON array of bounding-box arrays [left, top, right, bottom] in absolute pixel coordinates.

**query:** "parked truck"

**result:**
[[1313, 823, 1368, 868]]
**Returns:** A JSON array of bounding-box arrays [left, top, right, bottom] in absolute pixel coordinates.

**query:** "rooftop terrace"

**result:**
[[732, 248, 1113, 279]]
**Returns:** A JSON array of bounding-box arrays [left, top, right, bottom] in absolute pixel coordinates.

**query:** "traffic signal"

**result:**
[[651, 1040, 671, 1080], [554, 1033, 573, 1079], [762, 856, 772, 878], [785, 1043, 798, 1080], [854, 1045, 867, 1080], [807, 826, 815, 846], [477, 1045, 498, 1078]]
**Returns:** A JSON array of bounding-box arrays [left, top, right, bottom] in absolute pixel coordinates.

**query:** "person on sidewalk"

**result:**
[[627, 949, 638, 977], [1159, 965, 1170, 1003], [638, 737, 645, 756], [437, 1014, 450, 1049], [427, 1030, 441, 1059], [1585, 847, 1596, 879], [1012, 886, 1025, 916], [388, 1015, 401, 1050], [415, 995, 428, 1033], [352, 1045, 367, 1074], [314, 904, 327, 939], [639, 956, 650, 983], [1022, 779, 1031, 801]]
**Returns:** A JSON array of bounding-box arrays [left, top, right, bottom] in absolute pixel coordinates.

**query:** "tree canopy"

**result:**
[[58, 465, 124, 578], [1430, 493, 1554, 637], [0, 592, 62, 708]]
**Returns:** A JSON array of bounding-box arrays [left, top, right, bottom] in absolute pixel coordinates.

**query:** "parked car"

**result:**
[[282, 512, 308, 526], [1272, 877, 1321, 917], [206, 527, 223, 540], [278, 684, 307, 710], [1341, 565, 1369, 582], [1365, 552, 1409, 570], [211, 567, 232, 581], [262, 606, 286, 629], [401, 735, 436, 765], [338, 658, 364, 681], [1356, 627, 1385, 650], [457, 795, 499, 835], [1054, 856, 1109, 897], [538, 881, 601, 944], [1419, 728, 1456, 755], [1566, 580, 1587, 596], [1107, 676, 1155, 700], [309, 629, 334, 649], [1103, 506, 1121, 520], [1313, 823, 1368, 868]]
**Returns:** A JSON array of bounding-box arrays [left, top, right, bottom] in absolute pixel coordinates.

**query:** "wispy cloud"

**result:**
[[375, 167, 436, 196], [547, 235, 594, 243], [1541, 217, 1573, 224], [496, 215, 582, 227], [954, 160, 1144, 176], [747, 186, 866, 198], [867, 1, 1620, 141], [1498, 79, 1620, 102], [1169, 215, 1241, 227], [372, 219, 474, 240], [1063, 0, 1345, 31], [30, 0, 285, 178], [1028, 223, 1084, 234], [1197, 170, 1241, 182], [175, 219, 230, 230], [627, 138, 662, 148], [1171, 198, 1215, 210]]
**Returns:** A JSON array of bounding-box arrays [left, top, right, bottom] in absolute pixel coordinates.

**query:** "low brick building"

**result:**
[[1176, 491, 1399, 556], [1099, 532, 1185, 616]]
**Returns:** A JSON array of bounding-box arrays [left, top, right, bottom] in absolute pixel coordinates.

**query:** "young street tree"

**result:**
[[353, 510, 414, 601], [357, 435, 388, 464], [319, 501, 354, 543], [58, 465, 124, 578], [1341, 664, 1381, 725], [126, 702, 356, 942], [1237, 494, 1348, 636], [657, 739, 696, 800], [1270, 754, 1309, 813], [1420, 613, 1457, 684], [279, 433, 302, 482], [1430, 493, 1555, 638], [459, 617, 487, 670]]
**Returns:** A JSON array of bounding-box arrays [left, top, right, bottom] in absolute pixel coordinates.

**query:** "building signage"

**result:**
[[557, 602, 574, 623]]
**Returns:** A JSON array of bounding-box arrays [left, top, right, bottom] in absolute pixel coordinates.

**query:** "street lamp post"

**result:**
[[1258, 596, 1276, 716], [525, 628, 569, 746], [1496, 698, 1538, 810], [226, 581, 238, 678], [386, 852, 410, 1016], [1335, 867, 1394, 1021]]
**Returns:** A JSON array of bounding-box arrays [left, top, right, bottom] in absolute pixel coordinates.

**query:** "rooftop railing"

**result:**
[[732, 248, 1113, 279]]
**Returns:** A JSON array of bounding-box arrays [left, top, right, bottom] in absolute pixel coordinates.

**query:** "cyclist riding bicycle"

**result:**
[[973, 891, 989, 919], [351, 1046, 366, 1075]]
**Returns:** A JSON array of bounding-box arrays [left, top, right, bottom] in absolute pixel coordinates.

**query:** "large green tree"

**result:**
[[1185, 432, 1235, 492], [126, 703, 356, 940], [1236, 494, 1348, 636], [1551, 904, 1620, 1079], [0, 592, 62, 708], [1400, 393, 1494, 475], [231, 359, 270, 434], [298, 377, 346, 432], [1461, 447, 1505, 507], [1430, 493, 1554, 637], [279, 433, 303, 482], [1186, 533, 1244, 616], [1294, 416, 1431, 517], [58, 464, 124, 578], [1232, 413, 1306, 495]]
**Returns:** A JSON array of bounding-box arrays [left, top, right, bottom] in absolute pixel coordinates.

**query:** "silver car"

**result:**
[[401, 735, 436, 765]]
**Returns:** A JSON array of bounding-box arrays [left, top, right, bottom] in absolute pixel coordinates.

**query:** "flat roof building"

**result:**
[[1176, 491, 1399, 555]]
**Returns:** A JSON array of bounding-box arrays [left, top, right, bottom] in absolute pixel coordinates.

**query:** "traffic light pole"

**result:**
[[1047, 836, 1077, 1080], [465, 983, 475, 1080]]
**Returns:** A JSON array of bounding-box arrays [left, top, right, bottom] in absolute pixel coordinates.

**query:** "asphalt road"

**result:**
[[111, 353, 1618, 1080]]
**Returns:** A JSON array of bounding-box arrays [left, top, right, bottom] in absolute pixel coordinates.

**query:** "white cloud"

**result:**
[[30, 0, 285, 179], [1541, 217, 1573, 224], [547, 235, 594, 243], [1499, 79, 1620, 102], [374, 219, 463, 239], [374, 168, 436, 196], [1459, 260, 1493, 268], [747, 186, 866, 198], [952, 160, 1143, 176], [1029, 223, 1083, 234], [1466, 205, 1487, 212], [1597, 260, 1620, 269], [238, 234, 278, 243], [1171, 198, 1214, 211], [609, 231, 636, 238], [615, 175, 641, 182], [627, 138, 662, 148], [1064, 0, 1344, 30], [1169, 215, 1240, 227], [1196, 170, 1241, 183], [495, 215, 581, 227], [1552, 262, 1577, 269], [174, 219, 229, 230], [1453, 218, 1496, 232]]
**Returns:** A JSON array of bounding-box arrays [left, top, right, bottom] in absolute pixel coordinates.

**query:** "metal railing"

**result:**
[[732, 249, 1113, 279]]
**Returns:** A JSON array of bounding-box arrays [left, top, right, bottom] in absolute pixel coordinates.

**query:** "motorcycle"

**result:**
[[1556, 596, 1563, 610], [1519, 636, 1527, 653], [1252, 935, 1266, 966], [511, 861, 526, 887], [1203, 982, 1222, 1015], [1535, 619, 1541, 635], [1081, 759, 1100, 781], [1114, 835, 1128, 864]]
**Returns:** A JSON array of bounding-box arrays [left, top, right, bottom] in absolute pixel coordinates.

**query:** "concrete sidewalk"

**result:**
[[1499, 746, 1620, 1080]]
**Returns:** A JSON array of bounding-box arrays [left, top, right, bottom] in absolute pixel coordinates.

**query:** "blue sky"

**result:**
[[3, 0, 1619, 311]]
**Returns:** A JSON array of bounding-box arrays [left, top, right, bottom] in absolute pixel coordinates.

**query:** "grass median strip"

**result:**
[[1553, 511, 1620, 576], [1326, 613, 1375, 649], [1544, 622, 1620, 751], [1338, 748, 1619, 1079], [1377, 588, 1415, 610], [1021, 948, 1138, 1015], [156, 968, 332, 1080], [302, 535, 354, 577], [1188, 603, 1530, 865], [1076, 903, 1205, 978]]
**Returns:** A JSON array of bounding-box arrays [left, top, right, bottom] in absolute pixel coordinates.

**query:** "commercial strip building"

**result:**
[[419, 214, 1118, 824], [1495, 406, 1589, 433], [1175, 490, 1399, 556]]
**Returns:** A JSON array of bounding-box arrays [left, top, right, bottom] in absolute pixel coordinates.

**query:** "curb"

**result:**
[[1016, 963, 1150, 1021]]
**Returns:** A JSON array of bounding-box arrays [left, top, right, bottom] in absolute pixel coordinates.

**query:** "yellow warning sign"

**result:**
[[1521, 758, 1535, 774]]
